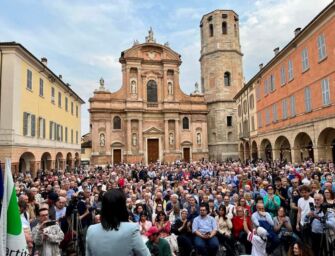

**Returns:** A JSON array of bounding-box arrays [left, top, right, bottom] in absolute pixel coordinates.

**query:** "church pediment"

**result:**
[[141, 70, 163, 78], [143, 127, 164, 135], [181, 140, 193, 146], [111, 141, 124, 147]]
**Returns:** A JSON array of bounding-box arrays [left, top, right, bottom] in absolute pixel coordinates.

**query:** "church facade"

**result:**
[[89, 30, 209, 165]]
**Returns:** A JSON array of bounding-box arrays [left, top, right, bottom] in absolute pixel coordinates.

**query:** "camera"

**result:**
[[44, 220, 56, 227], [309, 202, 315, 211]]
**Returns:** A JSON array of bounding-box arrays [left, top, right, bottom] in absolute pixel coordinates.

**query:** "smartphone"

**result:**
[[309, 202, 315, 211], [45, 220, 56, 227]]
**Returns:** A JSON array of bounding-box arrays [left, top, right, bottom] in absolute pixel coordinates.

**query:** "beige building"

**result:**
[[0, 42, 84, 176], [89, 30, 208, 165], [234, 77, 258, 161], [200, 10, 244, 161]]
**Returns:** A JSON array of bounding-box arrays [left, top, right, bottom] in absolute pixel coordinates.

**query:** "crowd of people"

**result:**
[[8, 158, 335, 256]]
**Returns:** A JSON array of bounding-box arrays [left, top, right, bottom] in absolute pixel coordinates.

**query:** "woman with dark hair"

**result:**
[[155, 211, 171, 238], [86, 189, 150, 256], [215, 205, 236, 255], [139, 212, 152, 242], [287, 241, 313, 256], [323, 189, 335, 210]]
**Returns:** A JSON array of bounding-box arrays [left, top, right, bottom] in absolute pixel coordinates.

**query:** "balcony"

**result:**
[[147, 102, 158, 108]]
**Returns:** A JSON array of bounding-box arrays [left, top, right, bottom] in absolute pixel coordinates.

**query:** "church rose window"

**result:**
[[147, 80, 158, 102], [113, 116, 121, 129]]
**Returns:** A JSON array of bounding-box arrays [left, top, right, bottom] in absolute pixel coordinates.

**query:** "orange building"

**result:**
[[236, 2, 335, 163]]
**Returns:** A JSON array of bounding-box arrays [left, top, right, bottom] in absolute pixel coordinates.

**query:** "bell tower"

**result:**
[[200, 10, 243, 161]]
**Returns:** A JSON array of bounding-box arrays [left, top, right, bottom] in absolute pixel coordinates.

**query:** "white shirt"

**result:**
[[248, 231, 267, 256], [20, 212, 30, 229], [298, 196, 314, 226]]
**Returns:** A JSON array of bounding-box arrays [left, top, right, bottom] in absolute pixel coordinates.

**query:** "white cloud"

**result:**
[[240, 0, 332, 80]]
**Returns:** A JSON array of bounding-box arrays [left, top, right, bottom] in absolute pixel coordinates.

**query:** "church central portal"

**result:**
[[147, 139, 159, 163]]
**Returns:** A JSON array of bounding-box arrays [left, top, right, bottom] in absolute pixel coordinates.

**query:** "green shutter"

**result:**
[[43, 119, 46, 138], [31, 115, 36, 136], [54, 123, 57, 140], [50, 121, 53, 139], [23, 112, 28, 136], [37, 117, 40, 137]]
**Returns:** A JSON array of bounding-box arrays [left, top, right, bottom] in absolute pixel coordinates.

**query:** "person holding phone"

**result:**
[[32, 207, 64, 256]]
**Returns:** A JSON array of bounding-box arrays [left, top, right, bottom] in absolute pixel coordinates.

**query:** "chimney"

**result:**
[[294, 27, 301, 36], [259, 63, 263, 70], [41, 57, 47, 66], [59, 74, 62, 79], [274, 47, 280, 55]]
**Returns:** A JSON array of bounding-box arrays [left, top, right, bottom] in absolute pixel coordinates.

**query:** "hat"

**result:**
[[145, 226, 160, 237], [256, 227, 268, 239]]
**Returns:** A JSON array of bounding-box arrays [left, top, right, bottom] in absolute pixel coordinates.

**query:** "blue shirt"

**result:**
[[192, 214, 217, 234]]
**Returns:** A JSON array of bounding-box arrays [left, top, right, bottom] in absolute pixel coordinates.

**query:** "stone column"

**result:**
[[164, 119, 169, 153], [137, 68, 142, 100], [127, 119, 132, 154], [175, 119, 180, 151], [292, 148, 300, 164], [139, 119, 143, 154], [106, 119, 111, 154]]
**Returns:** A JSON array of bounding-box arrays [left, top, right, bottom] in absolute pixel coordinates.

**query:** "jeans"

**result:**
[[177, 234, 193, 256], [194, 235, 219, 256]]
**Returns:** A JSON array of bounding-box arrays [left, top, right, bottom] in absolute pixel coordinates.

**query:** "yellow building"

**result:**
[[0, 42, 84, 177]]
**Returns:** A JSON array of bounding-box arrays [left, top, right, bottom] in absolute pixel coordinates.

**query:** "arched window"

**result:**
[[222, 22, 227, 34], [182, 117, 189, 130], [209, 24, 214, 37], [113, 116, 121, 129], [147, 80, 157, 102], [224, 72, 231, 86]]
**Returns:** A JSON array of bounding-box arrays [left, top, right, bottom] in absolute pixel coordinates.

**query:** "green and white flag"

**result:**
[[0, 158, 29, 256]]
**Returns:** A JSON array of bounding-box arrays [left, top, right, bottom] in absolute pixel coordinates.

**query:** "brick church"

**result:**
[[89, 10, 243, 165]]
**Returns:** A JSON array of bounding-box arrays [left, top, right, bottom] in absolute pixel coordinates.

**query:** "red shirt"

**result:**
[[232, 216, 252, 239]]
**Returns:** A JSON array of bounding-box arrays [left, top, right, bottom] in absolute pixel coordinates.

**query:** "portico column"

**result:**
[[175, 119, 180, 151], [164, 119, 169, 153]]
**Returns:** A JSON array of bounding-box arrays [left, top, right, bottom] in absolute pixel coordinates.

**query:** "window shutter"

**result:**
[[61, 126, 63, 141], [23, 112, 28, 136], [31, 115, 36, 136], [38, 118, 41, 138], [50, 121, 53, 140], [43, 119, 46, 138]]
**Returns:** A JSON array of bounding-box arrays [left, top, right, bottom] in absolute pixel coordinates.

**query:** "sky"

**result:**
[[0, 0, 332, 135]]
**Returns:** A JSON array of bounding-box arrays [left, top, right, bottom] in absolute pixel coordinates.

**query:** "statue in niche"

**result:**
[[100, 133, 105, 147], [168, 82, 173, 95], [132, 133, 137, 146], [169, 133, 174, 145], [131, 80, 137, 94], [197, 133, 201, 145]]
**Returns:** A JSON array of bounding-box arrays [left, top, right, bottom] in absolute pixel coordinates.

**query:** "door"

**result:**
[[147, 139, 159, 163], [113, 149, 121, 164], [183, 148, 190, 163]]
